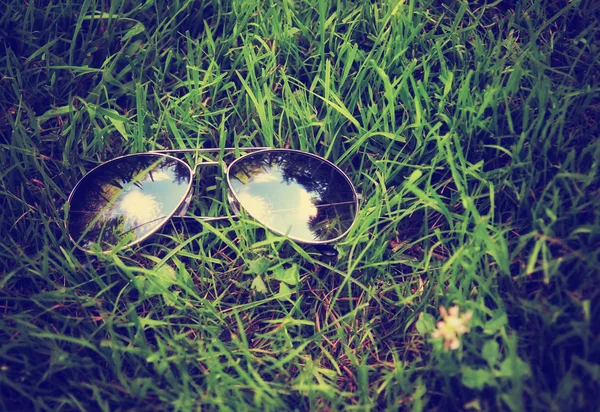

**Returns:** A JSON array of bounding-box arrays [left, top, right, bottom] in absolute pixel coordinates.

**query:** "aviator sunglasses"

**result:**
[[66, 148, 360, 253]]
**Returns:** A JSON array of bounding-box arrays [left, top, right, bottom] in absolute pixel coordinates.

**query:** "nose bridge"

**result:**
[[145, 147, 270, 175], [192, 160, 220, 175], [183, 160, 233, 220]]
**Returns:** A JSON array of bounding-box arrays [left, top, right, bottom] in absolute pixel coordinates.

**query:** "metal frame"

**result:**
[[67, 147, 359, 252]]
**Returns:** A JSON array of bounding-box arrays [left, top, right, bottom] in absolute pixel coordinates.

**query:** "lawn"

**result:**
[[1, 0, 599, 410]]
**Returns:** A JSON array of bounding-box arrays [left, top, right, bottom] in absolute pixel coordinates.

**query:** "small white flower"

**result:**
[[431, 305, 473, 350]]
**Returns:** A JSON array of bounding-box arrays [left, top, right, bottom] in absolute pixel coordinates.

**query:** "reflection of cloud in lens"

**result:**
[[295, 189, 317, 221], [237, 191, 273, 224], [116, 190, 162, 235], [149, 170, 172, 182], [251, 172, 279, 184]]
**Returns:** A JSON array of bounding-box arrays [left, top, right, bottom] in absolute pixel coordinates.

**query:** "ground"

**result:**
[[0, 0, 599, 410]]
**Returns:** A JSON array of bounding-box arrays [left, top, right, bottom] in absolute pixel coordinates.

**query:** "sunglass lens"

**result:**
[[67, 154, 192, 251], [227, 151, 357, 243]]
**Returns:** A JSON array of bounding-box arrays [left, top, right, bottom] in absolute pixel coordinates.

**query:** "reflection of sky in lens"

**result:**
[[232, 167, 320, 240]]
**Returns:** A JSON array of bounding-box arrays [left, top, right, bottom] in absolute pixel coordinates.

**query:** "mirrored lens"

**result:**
[[67, 154, 192, 251], [227, 150, 357, 243]]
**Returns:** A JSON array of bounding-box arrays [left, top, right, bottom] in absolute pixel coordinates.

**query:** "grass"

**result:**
[[1, 0, 599, 410]]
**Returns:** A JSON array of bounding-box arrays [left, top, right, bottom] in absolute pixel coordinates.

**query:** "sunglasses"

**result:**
[[66, 148, 360, 253]]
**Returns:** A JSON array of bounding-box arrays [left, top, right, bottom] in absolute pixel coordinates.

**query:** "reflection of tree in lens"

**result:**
[[231, 159, 267, 185], [173, 161, 192, 185], [307, 204, 355, 239]]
